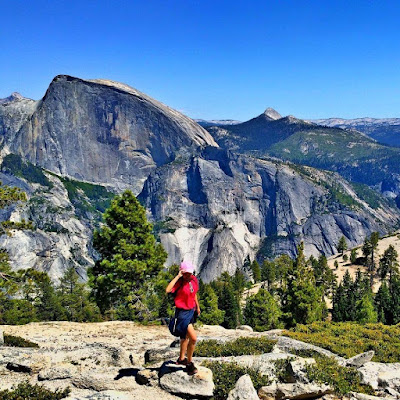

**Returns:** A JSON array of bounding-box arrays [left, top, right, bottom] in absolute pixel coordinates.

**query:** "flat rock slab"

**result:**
[[72, 368, 139, 392], [38, 365, 76, 381], [259, 382, 333, 400], [358, 362, 400, 390], [227, 374, 259, 400], [275, 337, 345, 364], [159, 363, 214, 398]]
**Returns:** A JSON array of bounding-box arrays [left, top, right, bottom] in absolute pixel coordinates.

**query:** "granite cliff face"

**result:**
[[0, 155, 115, 282], [1, 77, 400, 282], [1, 75, 217, 193], [139, 147, 399, 282]]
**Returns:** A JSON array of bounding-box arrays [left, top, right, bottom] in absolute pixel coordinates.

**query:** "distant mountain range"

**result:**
[[202, 109, 400, 200], [311, 117, 400, 147]]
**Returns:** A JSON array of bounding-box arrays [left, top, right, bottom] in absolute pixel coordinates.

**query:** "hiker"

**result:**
[[166, 261, 200, 375]]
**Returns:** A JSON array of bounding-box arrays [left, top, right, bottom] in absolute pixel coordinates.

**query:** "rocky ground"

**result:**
[[1, 322, 399, 400]]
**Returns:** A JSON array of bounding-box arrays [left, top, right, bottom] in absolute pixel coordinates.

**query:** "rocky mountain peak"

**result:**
[[0, 92, 25, 104], [263, 107, 282, 120]]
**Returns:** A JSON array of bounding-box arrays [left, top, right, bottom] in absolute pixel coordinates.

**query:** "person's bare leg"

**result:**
[[186, 324, 197, 363], [179, 337, 189, 361]]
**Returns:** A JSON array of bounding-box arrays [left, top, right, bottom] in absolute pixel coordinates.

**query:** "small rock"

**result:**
[[349, 392, 391, 400], [145, 347, 179, 364], [38, 365, 75, 381], [136, 368, 159, 387], [159, 363, 214, 398], [236, 325, 253, 332], [0, 328, 4, 346], [227, 374, 259, 400], [259, 382, 333, 400], [346, 351, 375, 368]]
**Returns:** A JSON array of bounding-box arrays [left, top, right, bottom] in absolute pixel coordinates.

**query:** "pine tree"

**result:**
[[332, 283, 346, 322], [282, 242, 327, 327], [389, 276, 400, 324], [22, 270, 65, 321], [214, 272, 241, 329], [337, 236, 348, 255], [375, 282, 392, 324], [244, 288, 282, 331], [378, 245, 399, 285], [355, 293, 378, 324], [261, 260, 276, 291], [0, 249, 19, 323], [58, 266, 101, 322], [350, 248, 358, 264], [89, 190, 167, 318], [198, 283, 225, 325], [251, 260, 261, 283]]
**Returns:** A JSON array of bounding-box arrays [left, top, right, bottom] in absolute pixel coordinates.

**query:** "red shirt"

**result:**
[[171, 275, 199, 310]]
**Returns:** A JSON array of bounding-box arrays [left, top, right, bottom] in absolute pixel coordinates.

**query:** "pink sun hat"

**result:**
[[180, 260, 195, 274]]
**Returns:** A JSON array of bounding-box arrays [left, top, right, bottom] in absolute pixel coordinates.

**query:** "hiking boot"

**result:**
[[186, 362, 198, 375], [176, 357, 188, 366]]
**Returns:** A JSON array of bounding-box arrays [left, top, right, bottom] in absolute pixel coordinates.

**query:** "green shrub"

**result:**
[[0, 381, 70, 399], [4, 334, 39, 348], [305, 355, 375, 396], [202, 361, 271, 400], [284, 321, 400, 362], [195, 336, 276, 357]]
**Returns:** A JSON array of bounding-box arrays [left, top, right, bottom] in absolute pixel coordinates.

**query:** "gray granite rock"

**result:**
[[227, 374, 259, 400], [135, 368, 159, 387], [159, 363, 214, 398], [358, 362, 400, 390], [258, 382, 333, 400], [346, 351, 375, 368]]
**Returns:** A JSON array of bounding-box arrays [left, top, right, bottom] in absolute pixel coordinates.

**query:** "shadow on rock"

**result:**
[[114, 368, 141, 380]]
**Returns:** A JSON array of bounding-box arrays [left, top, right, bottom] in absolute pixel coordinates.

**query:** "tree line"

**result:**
[[1, 188, 400, 330]]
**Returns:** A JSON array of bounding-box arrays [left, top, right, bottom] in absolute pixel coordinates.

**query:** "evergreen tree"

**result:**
[[350, 248, 358, 264], [261, 260, 276, 291], [389, 276, 400, 324], [89, 191, 167, 318], [337, 236, 348, 255], [0, 249, 20, 323], [58, 266, 101, 322], [378, 245, 399, 285], [375, 282, 392, 324], [274, 254, 292, 286], [312, 255, 337, 297], [332, 283, 347, 322], [22, 270, 65, 321], [251, 260, 261, 283], [198, 283, 225, 325], [281, 242, 326, 327], [214, 272, 241, 329], [244, 288, 282, 331], [355, 293, 378, 324]]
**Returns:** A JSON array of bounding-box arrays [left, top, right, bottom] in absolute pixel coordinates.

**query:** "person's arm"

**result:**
[[195, 293, 201, 315], [166, 270, 183, 293]]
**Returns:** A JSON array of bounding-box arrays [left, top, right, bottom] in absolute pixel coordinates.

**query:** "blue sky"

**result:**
[[1, 0, 399, 120]]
